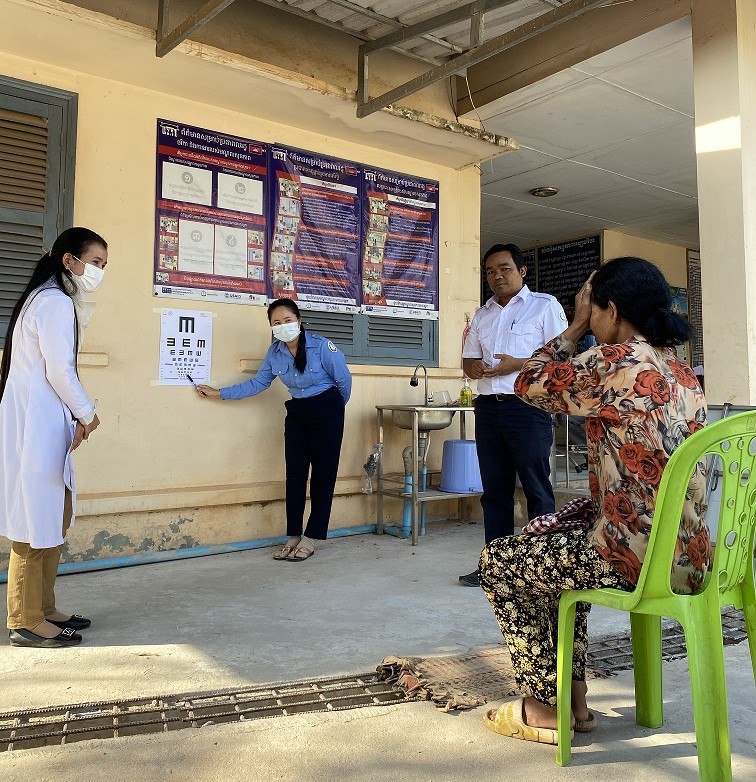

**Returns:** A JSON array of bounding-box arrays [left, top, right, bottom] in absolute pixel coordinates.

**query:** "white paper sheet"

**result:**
[[178, 220, 215, 274], [217, 173, 263, 214], [214, 225, 248, 278], [161, 162, 212, 206], [158, 309, 213, 385]]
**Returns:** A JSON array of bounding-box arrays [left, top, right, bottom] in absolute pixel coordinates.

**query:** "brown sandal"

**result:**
[[273, 542, 298, 560], [286, 541, 315, 562]]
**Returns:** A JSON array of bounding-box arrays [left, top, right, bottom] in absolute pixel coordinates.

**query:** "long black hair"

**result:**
[[0, 227, 108, 401], [591, 256, 690, 347], [267, 297, 306, 372]]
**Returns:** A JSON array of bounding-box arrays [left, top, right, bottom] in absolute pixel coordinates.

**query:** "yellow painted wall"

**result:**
[[602, 230, 690, 287], [0, 3, 483, 566]]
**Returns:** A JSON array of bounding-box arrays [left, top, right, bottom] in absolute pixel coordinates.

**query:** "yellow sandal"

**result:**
[[483, 698, 573, 745]]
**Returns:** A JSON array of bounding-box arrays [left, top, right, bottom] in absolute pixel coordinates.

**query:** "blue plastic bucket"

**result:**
[[439, 439, 483, 493]]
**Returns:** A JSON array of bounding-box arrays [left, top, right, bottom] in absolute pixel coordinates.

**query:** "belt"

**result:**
[[480, 393, 518, 402]]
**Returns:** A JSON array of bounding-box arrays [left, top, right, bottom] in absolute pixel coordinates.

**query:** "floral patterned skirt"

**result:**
[[479, 531, 634, 706]]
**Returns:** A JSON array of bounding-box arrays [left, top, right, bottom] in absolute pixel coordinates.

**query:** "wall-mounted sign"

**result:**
[[361, 167, 440, 320], [154, 119, 268, 305], [536, 235, 601, 317], [268, 146, 361, 313], [153, 122, 442, 317]]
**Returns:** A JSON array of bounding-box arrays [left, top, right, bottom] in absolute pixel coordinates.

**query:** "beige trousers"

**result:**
[[6, 490, 73, 629]]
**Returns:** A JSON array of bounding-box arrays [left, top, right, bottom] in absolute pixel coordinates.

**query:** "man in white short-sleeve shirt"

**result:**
[[459, 243, 567, 587]]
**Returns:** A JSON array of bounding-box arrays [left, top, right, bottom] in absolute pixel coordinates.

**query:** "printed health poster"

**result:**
[[154, 119, 268, 306], [361, 167, 439, 320], [268, 146, 361, 313]]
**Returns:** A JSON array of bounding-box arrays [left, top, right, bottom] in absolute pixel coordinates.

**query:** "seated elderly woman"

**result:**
[[480, 256, 709, 744]]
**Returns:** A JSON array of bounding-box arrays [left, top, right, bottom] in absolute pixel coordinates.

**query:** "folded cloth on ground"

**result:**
[[376, 655, 490, 712], [522, 497, 595, 536], [377, 644, 607, 712]]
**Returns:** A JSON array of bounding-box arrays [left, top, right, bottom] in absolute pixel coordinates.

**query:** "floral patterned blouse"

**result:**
[[514, 334, 710, 594]]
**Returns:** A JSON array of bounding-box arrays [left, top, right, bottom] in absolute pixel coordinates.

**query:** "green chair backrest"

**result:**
[[634, 411, 756, 604]]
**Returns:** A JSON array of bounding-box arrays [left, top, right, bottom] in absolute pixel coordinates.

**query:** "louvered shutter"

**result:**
[[0, 83, 72, 344], [366, 315, 433, 362], [300, 309, 359, 360], [300, 310, 437, 365]]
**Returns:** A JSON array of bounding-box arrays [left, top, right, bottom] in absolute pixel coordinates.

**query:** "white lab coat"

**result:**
[[0, 283, 94, 548]]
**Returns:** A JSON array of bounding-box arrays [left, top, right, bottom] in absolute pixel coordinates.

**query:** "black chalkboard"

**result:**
[[535, 235, 601, 317], [480, 248, 536, 306]]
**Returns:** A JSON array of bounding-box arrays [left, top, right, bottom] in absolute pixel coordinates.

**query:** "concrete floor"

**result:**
[[1, 519, 754, 781]]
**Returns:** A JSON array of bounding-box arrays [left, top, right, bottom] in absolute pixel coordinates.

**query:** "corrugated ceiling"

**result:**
[[272, 0, 560, 62]]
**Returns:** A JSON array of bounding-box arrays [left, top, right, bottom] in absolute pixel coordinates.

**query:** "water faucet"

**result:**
[[410, 365, 433, 405]]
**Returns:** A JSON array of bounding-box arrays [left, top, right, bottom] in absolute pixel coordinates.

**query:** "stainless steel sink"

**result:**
[[391, 407, 456, 431]]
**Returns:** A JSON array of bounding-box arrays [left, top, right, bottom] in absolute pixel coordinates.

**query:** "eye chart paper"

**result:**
[[158, 309, 213, 385]]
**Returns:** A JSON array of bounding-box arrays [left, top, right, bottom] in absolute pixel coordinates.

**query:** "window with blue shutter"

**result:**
[[300, 311, 438, 366], [0, 77, 77, 345]]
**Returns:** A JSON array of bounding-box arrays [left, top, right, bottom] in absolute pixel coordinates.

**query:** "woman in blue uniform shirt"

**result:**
[[197, 298, 351, 562]]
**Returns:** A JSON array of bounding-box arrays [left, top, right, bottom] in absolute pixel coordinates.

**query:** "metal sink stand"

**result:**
[[374, 405, 481, 545]]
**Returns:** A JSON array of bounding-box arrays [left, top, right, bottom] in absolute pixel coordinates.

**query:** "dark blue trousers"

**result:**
[[474, 394, 555, 543], [284, 386, 345, 540]]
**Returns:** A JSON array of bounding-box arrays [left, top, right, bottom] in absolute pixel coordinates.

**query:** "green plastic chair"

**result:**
[[555, 411, 756, 780]]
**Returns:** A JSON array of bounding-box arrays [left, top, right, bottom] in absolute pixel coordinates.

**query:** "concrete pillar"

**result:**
[[692, 0, 756, 404]]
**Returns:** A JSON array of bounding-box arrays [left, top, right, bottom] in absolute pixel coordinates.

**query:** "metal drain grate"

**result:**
[[588, 607, 748, 676], [0, 672, 406, 752], [1, 609, 748, 752]]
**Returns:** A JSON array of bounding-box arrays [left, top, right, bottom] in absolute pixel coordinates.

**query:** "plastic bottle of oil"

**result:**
[[459, 378, 473, 407]]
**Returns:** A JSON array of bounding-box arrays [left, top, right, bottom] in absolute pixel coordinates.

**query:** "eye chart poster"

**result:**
[[154, 119, 268, 306], [360, 167, 439, 320], [268, 146, 361, 313], [158, 309, 213, 385]]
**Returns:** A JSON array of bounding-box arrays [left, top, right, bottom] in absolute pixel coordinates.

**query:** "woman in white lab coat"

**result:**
[[0, 227, 108, 648]]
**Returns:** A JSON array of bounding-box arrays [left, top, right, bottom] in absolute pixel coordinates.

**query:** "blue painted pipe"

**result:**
[[420, 466, 427, 535], [401, 468, 427, 538], [402, 474, 412, 538], [0, 524, 377, 584]]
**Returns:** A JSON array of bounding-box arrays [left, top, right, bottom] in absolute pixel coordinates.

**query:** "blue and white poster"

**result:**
[[268, 146, 361, 313], [361, 167, 439, 320]]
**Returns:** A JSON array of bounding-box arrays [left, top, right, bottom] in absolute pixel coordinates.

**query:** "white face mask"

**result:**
[[272, 321, 301, 343], [72, 256, 105, 293]]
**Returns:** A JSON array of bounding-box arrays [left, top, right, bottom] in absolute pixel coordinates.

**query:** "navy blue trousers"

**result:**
[[474, 394, 555, 543], [284, 386, 345, 540]]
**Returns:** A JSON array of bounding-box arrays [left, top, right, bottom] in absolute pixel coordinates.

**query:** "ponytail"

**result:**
[[294, 325, 307, 373], [642, 307, 691, 347], [0, 227, 107, 401]]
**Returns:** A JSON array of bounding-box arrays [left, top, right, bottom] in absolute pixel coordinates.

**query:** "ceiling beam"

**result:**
[[357, 0, 611, 118], [360, 0, 519, 56], [458, 0, 690, 115], [156, 0, 239, 57], [324, 0, 464, 55]]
